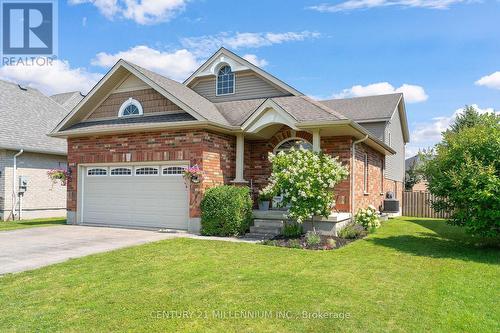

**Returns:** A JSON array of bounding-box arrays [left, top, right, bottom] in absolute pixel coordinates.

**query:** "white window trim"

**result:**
[[215, 64, 235, 97], [134, 166, 160, 176], [118, 98, 144, 118], [110, 167, 133, 176], [273, 137, 313, 154], [87, 167, 108, 176], [161, 165, 187, 176]]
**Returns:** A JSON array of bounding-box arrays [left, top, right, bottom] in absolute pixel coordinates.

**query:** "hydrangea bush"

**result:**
[[355, 205, 381, 232], [263, 148, 349, 223]]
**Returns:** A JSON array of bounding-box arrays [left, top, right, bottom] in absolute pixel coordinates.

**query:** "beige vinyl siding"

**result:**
[[1, 150, 67, 220], [360, 121, 386, 140], [190, 72, 292, 102], [385, 110, 405, 182]]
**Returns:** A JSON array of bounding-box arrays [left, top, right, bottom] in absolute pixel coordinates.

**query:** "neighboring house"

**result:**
[[405, 155, 428, 192], [0, 80, 70, 221], [51, 91, 85, 111], [50, 48, 409, 233]]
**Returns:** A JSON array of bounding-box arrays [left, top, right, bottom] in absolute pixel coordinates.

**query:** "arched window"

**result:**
[[274, 138, 313, 153], [216, 65, 235, 95], [118, 98, 143, 117]]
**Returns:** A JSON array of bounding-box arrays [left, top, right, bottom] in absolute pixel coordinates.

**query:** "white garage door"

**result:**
[[81, 165, 189, 230]]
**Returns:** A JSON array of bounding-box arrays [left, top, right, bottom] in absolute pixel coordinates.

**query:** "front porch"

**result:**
[[246, 209, 352, 239]]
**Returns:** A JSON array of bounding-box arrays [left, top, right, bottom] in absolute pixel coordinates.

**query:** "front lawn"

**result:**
[[0, 217, 498, 332], [0, 217, 66, 231]]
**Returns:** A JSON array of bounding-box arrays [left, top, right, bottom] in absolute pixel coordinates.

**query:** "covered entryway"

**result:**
[[81, 164, 189, 230]]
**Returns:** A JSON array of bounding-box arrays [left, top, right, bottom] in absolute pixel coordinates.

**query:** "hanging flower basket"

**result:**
[[47, 169, 69, 186], [183, 165, 203, 184]]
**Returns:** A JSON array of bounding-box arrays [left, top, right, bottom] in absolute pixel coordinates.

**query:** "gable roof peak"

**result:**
[[183, 47, 303, 96]]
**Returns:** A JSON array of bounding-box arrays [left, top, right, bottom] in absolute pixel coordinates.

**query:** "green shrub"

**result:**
[[305, 231, 321, 246], [338, 223, 368, 239], [200, 185, 253, 237], [282, 222, 304, 238], [355, 206, 381, 232], [421, 111, 500, 237], [264, 148, 349, 223], [326, 238, 336, 249]]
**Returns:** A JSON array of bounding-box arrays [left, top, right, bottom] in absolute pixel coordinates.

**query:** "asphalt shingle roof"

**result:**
[[51, 91, 85, 111], [214, 96, 346, 126], [319, 93, 402, 121], [0, 80, 69, 155], [62, 113, 196, 133], [125, 61, 230, 126]]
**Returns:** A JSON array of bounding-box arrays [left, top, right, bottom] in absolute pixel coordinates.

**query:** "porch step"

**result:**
[[249, 225, 281, 234], [253, 219, 284, 228], [244, 218, 285, 240]]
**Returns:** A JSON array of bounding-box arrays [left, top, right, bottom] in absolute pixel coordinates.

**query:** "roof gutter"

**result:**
[[49, 120, 241, 138], [0, 145, 66, 156], [298, 120, 395, 155]]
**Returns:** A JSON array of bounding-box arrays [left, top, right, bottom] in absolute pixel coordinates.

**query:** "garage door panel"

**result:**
[[82, 165, 189, 229]]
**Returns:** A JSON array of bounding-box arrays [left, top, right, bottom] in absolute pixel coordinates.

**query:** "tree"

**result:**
[[404, 161, 422, 191], [421, 112, 500, 237], [448, 105, 483, 133], [263, 148, 349, 224]]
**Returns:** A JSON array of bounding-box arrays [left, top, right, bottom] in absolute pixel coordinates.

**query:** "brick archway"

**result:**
[[269, 126, 313, 148]]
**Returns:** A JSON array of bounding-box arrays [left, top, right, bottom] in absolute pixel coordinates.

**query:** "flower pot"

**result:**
[[258, 201, 270, 211], [191, 175, 201, 184]]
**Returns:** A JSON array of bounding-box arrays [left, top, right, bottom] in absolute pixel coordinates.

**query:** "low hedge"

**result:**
[[200, 185, 253, 237]]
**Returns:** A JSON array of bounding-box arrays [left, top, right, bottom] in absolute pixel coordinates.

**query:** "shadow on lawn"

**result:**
[[367, 219, 500, 264]]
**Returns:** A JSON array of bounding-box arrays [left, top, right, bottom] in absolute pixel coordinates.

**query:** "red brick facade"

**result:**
[[67, 129, 235, 218], [66, 125, 397, 220]]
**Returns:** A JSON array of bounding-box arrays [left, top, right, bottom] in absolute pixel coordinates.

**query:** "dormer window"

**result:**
[[216, 65, 235, 96], [118, 98, 143, 117]]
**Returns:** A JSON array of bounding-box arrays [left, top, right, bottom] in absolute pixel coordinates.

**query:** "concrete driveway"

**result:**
[[0, 225, 181, 275]]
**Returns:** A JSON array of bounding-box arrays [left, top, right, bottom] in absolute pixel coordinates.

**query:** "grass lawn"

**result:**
[[0, 217, 498, 332], [0, 217, 66, 231]]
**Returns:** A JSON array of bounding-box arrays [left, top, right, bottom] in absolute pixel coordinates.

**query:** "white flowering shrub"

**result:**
[[355, 205, 381, 231], [263, 148, 349, 223]]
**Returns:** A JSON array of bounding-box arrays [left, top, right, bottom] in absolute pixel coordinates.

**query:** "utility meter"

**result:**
[[19, 176, 28, 194]]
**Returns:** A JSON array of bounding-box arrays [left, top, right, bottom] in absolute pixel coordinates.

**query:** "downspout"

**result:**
[[12, 150, 23, 220], [351, 136, 368, 218]]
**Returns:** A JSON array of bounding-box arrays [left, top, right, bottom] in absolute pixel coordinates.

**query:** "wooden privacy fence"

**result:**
[[402, 191, 450, 219]]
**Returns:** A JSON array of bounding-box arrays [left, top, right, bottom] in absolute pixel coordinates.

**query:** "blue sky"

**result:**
[[1, 0, 499, 157]]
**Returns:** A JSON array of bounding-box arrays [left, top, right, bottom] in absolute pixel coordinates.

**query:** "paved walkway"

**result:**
[[0, 225, 257, 275]]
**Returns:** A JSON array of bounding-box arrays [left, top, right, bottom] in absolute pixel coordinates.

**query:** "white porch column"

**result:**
[[233, 133, 247, 183], [312, 129, 321, 152]]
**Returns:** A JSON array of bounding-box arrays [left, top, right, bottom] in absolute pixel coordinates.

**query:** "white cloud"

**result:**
[[68, 0, 187, 25], [242, 54, 268, 67], [92, 46, 200, 81], [309, 0, 468, 12], [408, 104, 498, 157], [0, 59, 101, 95], [181, 31, 320, 57], [475, 71, 500, 90], [334, 82, 428, 103]]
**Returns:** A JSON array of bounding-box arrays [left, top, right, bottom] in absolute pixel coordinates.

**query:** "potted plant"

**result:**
[[183, 165, 203, 184], [258, 187, 274, 211]]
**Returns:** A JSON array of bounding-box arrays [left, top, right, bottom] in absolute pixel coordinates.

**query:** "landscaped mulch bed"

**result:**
[[262, 234, 360, 250]]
